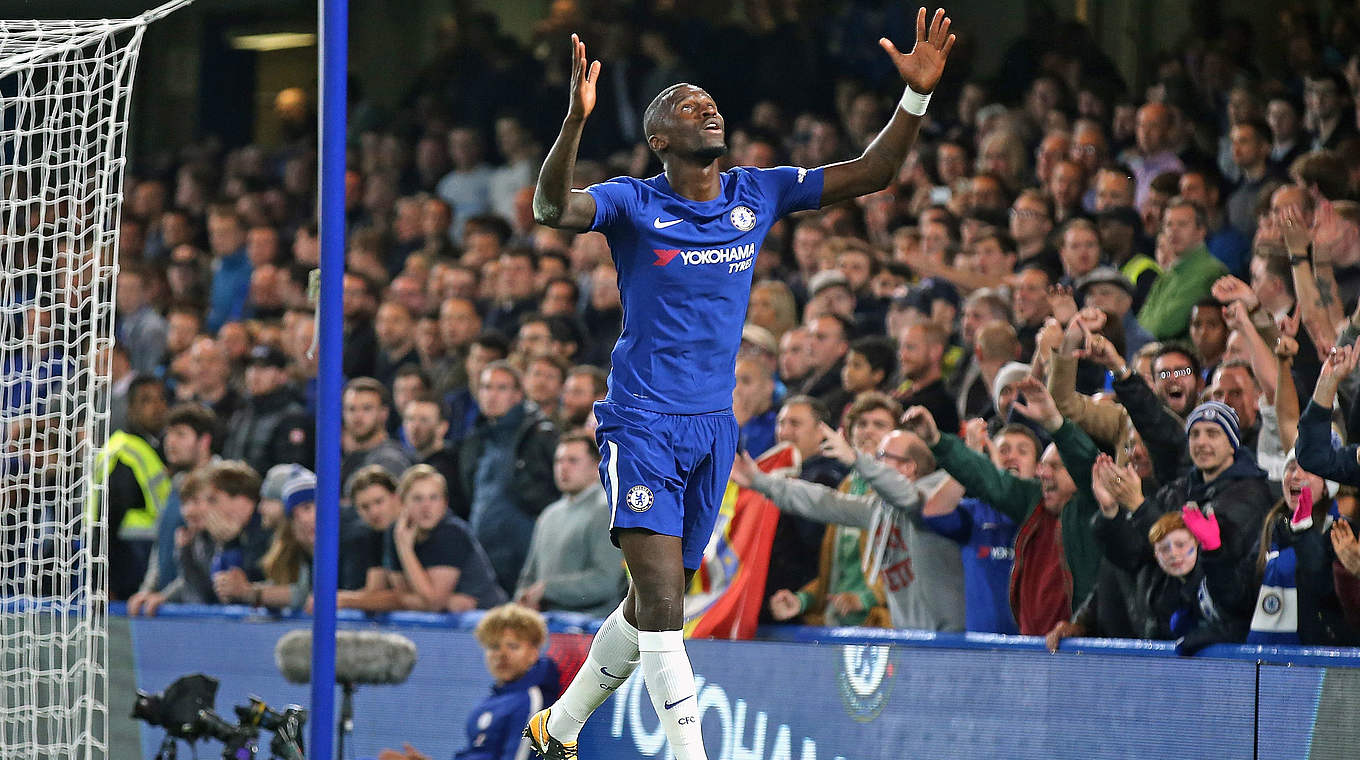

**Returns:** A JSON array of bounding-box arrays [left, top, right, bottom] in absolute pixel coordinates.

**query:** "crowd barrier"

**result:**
[[111, 604, 1360, 760]]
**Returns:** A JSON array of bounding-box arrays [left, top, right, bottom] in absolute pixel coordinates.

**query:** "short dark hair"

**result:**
[[567, 364, 608, 395], [128, 374, 167, 402], [347, 464, 398, 500], [557, 431, 601, 461], [844, 391, 903, 436], [1154, 342, 1201, 381], [165, 403, 218, 440], [781, 394, 830, 425], [473, 330, 511, 356], [465, 213, 513, 245], [849, 336, 898, 379], [205, 460, 261, 500], [344, 376, 391, 409], [393, 364, 432, 389], [995, 423, 1042, 459], [480, 359, 523, 392], [815, 312, 855, 342], [1165, 196, 1208, 230], [1234, 118, 1271, 145]]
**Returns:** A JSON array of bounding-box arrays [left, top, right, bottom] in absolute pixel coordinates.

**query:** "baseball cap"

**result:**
[[808, 269, 851, 298], [1075, 266, 1135, 298], [247, 344, 289, 369]]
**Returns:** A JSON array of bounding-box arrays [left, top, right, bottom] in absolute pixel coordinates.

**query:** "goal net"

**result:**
[[0, 3, 189, 758]]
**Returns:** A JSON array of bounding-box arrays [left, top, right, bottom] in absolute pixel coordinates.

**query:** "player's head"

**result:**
[[643, 83, 727, 163]]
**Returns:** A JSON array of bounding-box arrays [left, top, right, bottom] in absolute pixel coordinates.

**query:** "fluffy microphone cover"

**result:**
[[275, 630, 418, 685]]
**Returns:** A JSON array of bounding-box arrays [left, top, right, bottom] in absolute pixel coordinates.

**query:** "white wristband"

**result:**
[[899, 86, 932, 116]]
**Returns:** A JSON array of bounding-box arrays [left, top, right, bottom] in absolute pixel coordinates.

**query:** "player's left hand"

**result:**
[[879, 7, 956, 95]]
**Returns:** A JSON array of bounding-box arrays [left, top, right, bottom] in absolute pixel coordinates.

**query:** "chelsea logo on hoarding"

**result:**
[[837, 645, 894, 722], [730, 206, 756, 231]]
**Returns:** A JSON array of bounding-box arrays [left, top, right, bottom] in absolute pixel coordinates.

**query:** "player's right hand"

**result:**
[[567, 33, 601, 121]]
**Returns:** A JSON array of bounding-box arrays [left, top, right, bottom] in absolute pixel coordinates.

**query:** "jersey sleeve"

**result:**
[[585, 178, 641, 233], [750, 166, 825, 218]]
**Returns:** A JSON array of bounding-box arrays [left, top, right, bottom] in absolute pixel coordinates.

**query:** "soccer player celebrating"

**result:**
[[525, 9, 956, 760]]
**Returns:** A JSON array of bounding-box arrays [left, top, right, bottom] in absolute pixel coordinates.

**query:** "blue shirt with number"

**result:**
[[586, 166, 823, 415]]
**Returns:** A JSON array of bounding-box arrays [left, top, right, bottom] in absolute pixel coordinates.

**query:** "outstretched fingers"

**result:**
[[915, 6, 927, 44]]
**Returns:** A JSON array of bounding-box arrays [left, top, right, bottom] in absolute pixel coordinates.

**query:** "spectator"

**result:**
[[1057, 218, 1102, 286], [1179, 166, 1250, 276], [459, 361, 559, 594], [1305, 70, 1357, 151], [903, 377, 1103, 636], [799, 313, 853, 418], [214, 468, 318, 610], [1124, 102, 1184, 207], [524, 354, 569, 424], [893, 323, 961, 436], [221, 345, 313, 476], [146, 403, 219, 593], [1226, 119, 1279, 240], [94, 375, 170, 600], [378, 604, 560, 760], [386, 465, 506, 611], [734, 356, 779, 458], [446, 331, 510, 445], [1093, 400, 1273, 567], [401, 393, 464, 519], [337, 466, 405, 612], [373, 300, 421, 389], [115, 264, 168, 374], [340, 377, 413, 488], [777, 326, 813, 389], [343, 272, 381, 381], [515, 433, 625, 616], [1076, 267, 1154, 361], [433, 296, 483, 395], [1137, 198, 1228, 341], [842, 335, 896, 398], [737, 396, 966, 631], [486, 249, 541, 335], [1097, 205, 1160, 310], [186, 337, 244, 423], [761, 395, 848, 620], [205, 205, 252, 332], [919, 422, 1027, 634], [437, 126, 494, 243], [1189, 298, 1229, 380], [560, 364, 607, 432]]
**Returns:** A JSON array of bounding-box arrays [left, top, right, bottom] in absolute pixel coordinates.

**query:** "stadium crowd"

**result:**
[[49, 0, 1360, 651]]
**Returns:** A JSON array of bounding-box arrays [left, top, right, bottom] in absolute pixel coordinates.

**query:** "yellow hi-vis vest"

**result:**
[[1121, 254, 1161, 288], [90, 431, 169, 541]]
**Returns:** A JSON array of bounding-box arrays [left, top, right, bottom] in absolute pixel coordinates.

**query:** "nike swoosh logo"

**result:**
[[664, 695, 694, 710], [653, 217, 683, 229], [600, 666, 628, 680]]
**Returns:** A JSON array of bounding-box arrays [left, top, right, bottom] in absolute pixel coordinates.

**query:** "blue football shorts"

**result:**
[[593, 400, 738, 570]]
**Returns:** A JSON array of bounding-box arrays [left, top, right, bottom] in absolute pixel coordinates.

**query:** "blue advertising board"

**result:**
[[116, 608, 1356, 760]]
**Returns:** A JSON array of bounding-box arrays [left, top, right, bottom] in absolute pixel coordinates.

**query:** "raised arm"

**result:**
[[819, 7, 955, 206], [533, 34, 600, 231]]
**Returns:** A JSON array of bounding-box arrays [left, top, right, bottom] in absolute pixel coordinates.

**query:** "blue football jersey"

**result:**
[[586, 166, 823, 414]]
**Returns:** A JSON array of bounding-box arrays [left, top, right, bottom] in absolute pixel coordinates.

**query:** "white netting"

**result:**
[[0, 4, 188, 757]]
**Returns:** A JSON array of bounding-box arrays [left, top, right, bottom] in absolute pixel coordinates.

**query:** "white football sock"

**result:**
[[547, 603, 640, 741], [639, 629, 707, 760]]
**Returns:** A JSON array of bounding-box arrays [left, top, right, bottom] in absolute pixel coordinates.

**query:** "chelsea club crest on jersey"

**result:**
[[729, 205, 756, 231]]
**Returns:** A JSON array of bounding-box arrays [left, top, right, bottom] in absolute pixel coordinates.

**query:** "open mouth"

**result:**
[[703, 119, 722, 133], [1165, 387, 1187, 405]]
